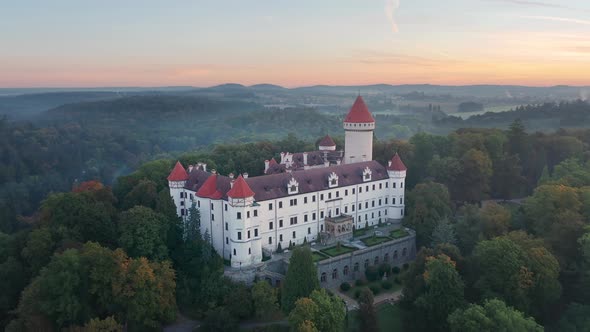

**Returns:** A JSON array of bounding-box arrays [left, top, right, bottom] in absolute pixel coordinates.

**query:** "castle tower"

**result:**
[[318, 135, 336, 151], [226, 175, 261, 267], [167, 161, 189, 217], [387, 153, 407, 220], [343, 96, 375, 164]]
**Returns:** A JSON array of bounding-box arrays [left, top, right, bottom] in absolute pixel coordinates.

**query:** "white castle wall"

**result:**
[[343, 122, 374, 164]]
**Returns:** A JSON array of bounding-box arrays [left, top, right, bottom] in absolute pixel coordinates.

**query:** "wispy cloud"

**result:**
[[484, 0, 566, 9], [384, 0, 400, 33], [521, 15, 590, 26]]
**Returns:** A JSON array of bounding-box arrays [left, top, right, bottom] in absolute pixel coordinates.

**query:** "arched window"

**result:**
[[354, 262, 359, 272], [384, 253, 390, 262], [364, 259, 370, 269], [402, 248, 407, 256], [393, 250, 398, 258], [321, 273, 327, 282], [343, 265, 349, 276], [332, 269, 338, 280], [374, 256, 379, 265]]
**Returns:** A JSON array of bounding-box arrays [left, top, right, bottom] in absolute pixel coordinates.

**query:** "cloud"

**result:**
[[385, 0, 400, 33], [521, 15, 590, 26], [484, 0, 566, 9]]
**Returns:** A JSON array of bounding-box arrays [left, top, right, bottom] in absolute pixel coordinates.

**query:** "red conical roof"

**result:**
[[388, 153, 407, 171], [344, 96, 375, 123], [227, 175, 255, 198], [269, 158, 278, 166], [319, 135, 336, 147], [167, 161, 189, 181], [196, 174, 222, 199]]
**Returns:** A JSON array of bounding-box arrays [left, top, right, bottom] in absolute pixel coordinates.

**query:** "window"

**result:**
[[225, 204, 228, 211], [198, 201, 200, 208], [312, 213, 317, 220], [321, 273, 327, 282], [366, 185, 369, 192], [279, 220, 283, 227], [254, 210, 258, 217], [247, 230, 251, 239], [279, 201, 283, 209], [225, 223, 228, 231], [344, 265, 349, 276], [365, 202, 369, 209], [393, 198, 396, 204], [336, 208, 339, 215], [379, 183, 382, 189], [320, 211, 324, 219], [354, 262, 359, 271], [304, 214, 308, 222], [364, 259, 370, 268], [237, 212, 242, 219], [394, 250, 398, 258], [372, 212, 374, 218], [290, 217, 298, 225], [352, 188, 356, 194], [401, 182, 404, 188], [308, 227, 311, 234], [386, 182, 389, 188], [304, 197, 308, 204], [269, 203, 273, 210], [248, 248, 251, 255], [379, 199, 382, 206], [345, 189, 348, 196], [226, 237, 228, 244], [292, 231, 296, 239], [352, 205, 355, 212], [312, 196, 316, 202], [336, 191, 339, 198], [384, 253, 390, 262], [359, 187, 363, 193], [393, 182, 397, 188], [181, 209, 185, 216], [372, 200, 375, 207], [328, 192, 332, 199], [269, 222, 274, 230], [237, 232, 242, 240], [400, 198, 403, 204], [345, 206, 348, 213], [269, 237, 272, 244], [233, 249, 236, 255], [402, 248, 407, 256], [372, 184, 376, 191], [290, 199, 297, 206], [211, 203, 214, 210], [211, 214, 215, 221], [358, 203, 362, 210], [180, 201, 184, 206], [247, 211, 250, 218], [320, 194, 324, 200], [332, 269, 338, 279], [374, 256, 379, 265], [385, 197, 388, 204], [280, 234, 283, 241]]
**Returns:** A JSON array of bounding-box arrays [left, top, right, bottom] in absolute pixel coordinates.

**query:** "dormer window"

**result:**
[[288, 177, 299, 195], [328, 172, 339, 188], [362, 167, 372, 182]]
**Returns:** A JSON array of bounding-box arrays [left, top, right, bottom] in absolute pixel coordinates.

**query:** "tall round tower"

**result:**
[[167, 161, 189, 218], [343, 96, 375, 164], [387, 153, 407, 220]]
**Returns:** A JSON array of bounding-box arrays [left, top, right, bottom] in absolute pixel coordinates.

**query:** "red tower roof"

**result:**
[[318, 135, 336, 147], [227, 175, 255, 198], [167, 161, 189, 181], [269, 158, 278, 166], [196, 174, 223, 199], [344, 96, 375, 123], [388, 153, 407, 171]]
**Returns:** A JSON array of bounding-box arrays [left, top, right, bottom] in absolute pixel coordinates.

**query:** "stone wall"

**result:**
[[315, 234, 416, 289]]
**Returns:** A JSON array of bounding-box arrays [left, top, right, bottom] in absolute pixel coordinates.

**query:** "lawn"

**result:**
[[321, 245, 357, 257], [353, 228, 367, 237], [361, 236, 392, 247], [390, 228, 409, 239], [311, 251, 329, 262], [347, 303, 403, 332]]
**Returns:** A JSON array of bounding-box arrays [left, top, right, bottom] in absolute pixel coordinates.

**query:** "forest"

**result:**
[[1, 93, 590, 331]]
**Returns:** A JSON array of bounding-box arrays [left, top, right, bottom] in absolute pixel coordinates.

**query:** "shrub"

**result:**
[[379, 263, 391, 276], [355, 279, 367, 287], [369, 285, 380, 295], [392, 266, 401, 274], [340, 282, 351, 292], [354, 289, 361, 299], [381, 280, 393, 290], [365, 266, 379, 282]]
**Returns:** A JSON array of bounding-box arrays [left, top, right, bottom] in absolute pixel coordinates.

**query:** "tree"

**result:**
[[21, 227, 55, 275], [281, 247, 320, 313], [251, 281, 280, 320], [404, 181, 453, 247], [201, 306, 238, 332], [414, 255, 465, 331], [224, 282, 253, 320], [118, 206, 169, 260], [431, 218, 457, 247], [453, 148, 493, 202], [479, 202, 511, 239], [83, 316, 123, 332], [185, 203, 201, 241], [288, 290, 345, 332], [555, 303, 590, 332], [122, 179, 158, 210], [448, 299, 542, 332], [358, 288, 378, 332], [289, 298, 319, 332]]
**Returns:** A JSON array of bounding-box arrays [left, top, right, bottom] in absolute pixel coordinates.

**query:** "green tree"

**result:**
[[288, 289, 345, 332], [405, 181, 453, 247], [224, 282, 253, 320], [448, 299, 542, 332], [358, 287, 378, 332], [555, 303, 590, 332], [431, 218, 457, 247], [289, 297, 319, 332], [118, 206, 169, 260], [21, 227, 55, 275], [414, 255, 465, 331], [281, 247, 320, 313], [251, 281, 280, 320], [83, 316, 123, 332], [201, 306, 239, 332], [122, 179, 158, 210], [453, 149, 493, 202], [479, 202, 511, 239]]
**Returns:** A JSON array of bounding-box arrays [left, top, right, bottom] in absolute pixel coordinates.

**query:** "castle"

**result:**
[[168, 96, 407, 269]]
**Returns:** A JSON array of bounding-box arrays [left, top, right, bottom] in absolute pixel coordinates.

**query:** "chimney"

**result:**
[[336, 159, 341, 165], [243, 172, 249, 179], [230, 180, 235, 188], [280, 152, 285, 164], [202, 163, 207, 172], [211, 169, 217, 174], [229, 172, 235, 179], [303, 152, 308, 166], [264, 160, 270, 173], [324, 161, 330, 167], [188, 164, 194, 172], [388, 161, 392, 167]]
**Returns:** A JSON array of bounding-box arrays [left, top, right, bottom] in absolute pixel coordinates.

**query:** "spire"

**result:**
[[227, 175, 255, 198], [167, 161, 189, 181], [344, 96, 375, 123], [388, 153, 407, 171]]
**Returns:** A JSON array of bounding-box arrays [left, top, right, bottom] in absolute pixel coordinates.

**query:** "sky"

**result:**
[[1, 0, 590, 88]]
